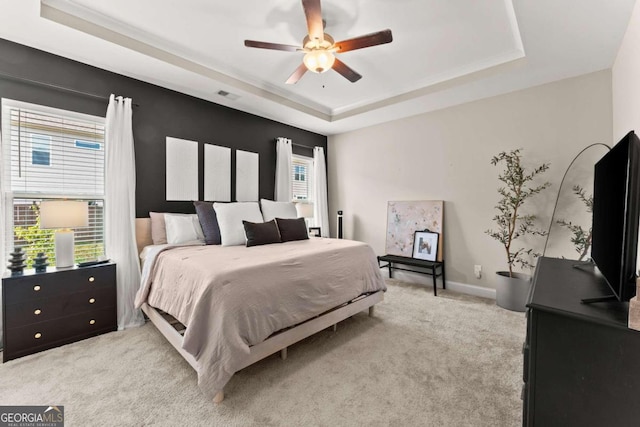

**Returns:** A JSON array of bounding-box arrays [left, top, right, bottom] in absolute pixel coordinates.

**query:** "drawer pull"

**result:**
[[89, 319, 96, 325], [89, 298, 96, 304], [34, 309, 42, 315], [34, 333, 42, 339], [88, 276, 95, 283], [33, 285, 41, 291]]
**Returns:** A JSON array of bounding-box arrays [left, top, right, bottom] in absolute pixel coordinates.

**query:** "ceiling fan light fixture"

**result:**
[[303, 49, 335, 73], [243, 0, 392, 83]]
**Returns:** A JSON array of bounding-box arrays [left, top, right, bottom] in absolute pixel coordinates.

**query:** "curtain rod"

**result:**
[[0, 72, 139, 107], [277, 137, 314, 150], [292, 142, 314, 149]]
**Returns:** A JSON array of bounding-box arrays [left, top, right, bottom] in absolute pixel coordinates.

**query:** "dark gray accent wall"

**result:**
[[0, 38, 327, 217]]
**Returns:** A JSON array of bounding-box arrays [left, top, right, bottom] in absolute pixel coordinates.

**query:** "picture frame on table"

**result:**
[[412, 230, 439, 262], [308, 227, 321, 237]]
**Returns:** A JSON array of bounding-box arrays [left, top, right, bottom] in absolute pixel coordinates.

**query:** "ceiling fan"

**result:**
[[244, 0, 393, 84]]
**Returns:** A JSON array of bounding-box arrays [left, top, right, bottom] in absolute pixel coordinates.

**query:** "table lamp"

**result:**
[[40, 200, 88, 268], [295, 202, 314, 225]]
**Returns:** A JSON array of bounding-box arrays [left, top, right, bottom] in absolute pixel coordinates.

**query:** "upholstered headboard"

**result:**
[[135, 218, 152, 254]]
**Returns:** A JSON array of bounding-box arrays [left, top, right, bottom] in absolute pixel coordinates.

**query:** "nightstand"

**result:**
[[2, 263, 117, 362]]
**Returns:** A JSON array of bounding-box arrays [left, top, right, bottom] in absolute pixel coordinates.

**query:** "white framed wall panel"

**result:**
[[204, 144, 231, 201], [236, 150, 259, 201], [166, 137, 198, 201]]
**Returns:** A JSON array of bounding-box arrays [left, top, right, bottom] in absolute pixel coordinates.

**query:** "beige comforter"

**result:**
[[134, 238, 385, 398]]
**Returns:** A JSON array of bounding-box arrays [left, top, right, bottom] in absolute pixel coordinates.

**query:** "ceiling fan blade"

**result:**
[[302, 0, 324, 42], [332, 58, 362, 83], [244, 40, 301, 52], [334, 29, 393, 53], [286, 63, 308, 84]]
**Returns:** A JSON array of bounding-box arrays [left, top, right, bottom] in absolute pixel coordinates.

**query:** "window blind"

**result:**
[[2, 100, 106, 266], [292, 155, 314, 201], [7, 107, 105, 196]]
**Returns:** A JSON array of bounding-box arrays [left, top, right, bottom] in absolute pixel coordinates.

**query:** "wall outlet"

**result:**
[[474, 265, 482, 279]]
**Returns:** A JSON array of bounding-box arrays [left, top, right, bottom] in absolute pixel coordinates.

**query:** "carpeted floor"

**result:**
[[0, 280, 526, 426]]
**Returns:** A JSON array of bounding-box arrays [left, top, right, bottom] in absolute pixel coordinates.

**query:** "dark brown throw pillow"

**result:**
[[194, 201, 222, 245], [275, 217, 309, 242], [243, 219, 282, 247]]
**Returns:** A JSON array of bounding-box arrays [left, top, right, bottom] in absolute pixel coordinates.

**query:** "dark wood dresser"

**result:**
[[2, 263, 117, 362], [523, 257, 640, 426]]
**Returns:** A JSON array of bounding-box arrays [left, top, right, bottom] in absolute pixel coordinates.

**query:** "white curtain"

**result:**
[[0, 127, 4, 269], [275, 137, 293, 202], [105, 95, 144, 330], [0, 128, 4, 347], [313, 147, 330, 237]]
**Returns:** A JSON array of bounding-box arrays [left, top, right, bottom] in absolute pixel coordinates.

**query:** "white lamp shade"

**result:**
[[296, 202, 314, 219], [40, 200, 89, 229]]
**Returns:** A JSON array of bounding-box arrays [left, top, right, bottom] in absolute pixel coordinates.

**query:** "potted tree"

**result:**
[[556, 185, 593, 261], [486, 149, 550, 312]]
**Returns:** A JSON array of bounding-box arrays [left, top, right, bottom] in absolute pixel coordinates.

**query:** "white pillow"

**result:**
[[164, 213, 204, 244], [260, 199, 298, 222], [214, 202, 263, 246]]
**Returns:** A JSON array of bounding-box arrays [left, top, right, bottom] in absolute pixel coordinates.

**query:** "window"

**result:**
[[292, 155, 313, 201], [75, 140, 102, 150], [2, 99, 106, 266], [294, 165, 306, 182], [31, 134, 51, 166]]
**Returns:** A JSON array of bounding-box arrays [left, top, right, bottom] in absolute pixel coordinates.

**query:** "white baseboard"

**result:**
[[445, 280, 496, 299], [380, 268, 496, 300]]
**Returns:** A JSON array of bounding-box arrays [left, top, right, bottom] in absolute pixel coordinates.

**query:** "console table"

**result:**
[[377, 254, 445, 296], [524, 257, 640, 426]]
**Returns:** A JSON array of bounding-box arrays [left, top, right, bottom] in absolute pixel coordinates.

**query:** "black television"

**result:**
[[590, 130, 640, 302]]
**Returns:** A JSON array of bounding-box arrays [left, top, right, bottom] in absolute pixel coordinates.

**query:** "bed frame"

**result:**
[[135, 218, 384, 403]]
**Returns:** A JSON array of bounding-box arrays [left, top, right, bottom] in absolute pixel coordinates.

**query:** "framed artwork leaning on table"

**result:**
[[412, 230, 439, 262]]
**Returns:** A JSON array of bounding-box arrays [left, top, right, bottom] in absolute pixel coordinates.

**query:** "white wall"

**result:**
[[613, 0, 640, 140], [328, 70, 612, 289]]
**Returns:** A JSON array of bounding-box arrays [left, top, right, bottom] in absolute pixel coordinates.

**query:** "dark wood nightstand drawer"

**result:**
[[3, 306, 116, 361], [3, 264, 115, 303], [2, 263, 117, 362], [4, 286, 116, 329]]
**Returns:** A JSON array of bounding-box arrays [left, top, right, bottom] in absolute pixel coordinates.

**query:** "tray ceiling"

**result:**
[[0, 0, 635, 135]]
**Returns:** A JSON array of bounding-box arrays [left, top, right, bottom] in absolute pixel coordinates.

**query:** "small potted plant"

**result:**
[[486, 149, 550, 311]]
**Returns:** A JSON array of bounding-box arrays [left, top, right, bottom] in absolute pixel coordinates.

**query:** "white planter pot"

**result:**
[[495, 271, 532, 312]]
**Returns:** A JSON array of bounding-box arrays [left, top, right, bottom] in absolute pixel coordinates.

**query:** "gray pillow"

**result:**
[[194, 201, 221, 245]]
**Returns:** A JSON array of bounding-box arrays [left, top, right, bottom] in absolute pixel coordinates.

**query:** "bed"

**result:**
[[133, 218, 386, 403]]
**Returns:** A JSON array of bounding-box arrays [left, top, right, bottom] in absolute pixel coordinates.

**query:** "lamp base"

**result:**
[[54, 229, 75, 268]]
